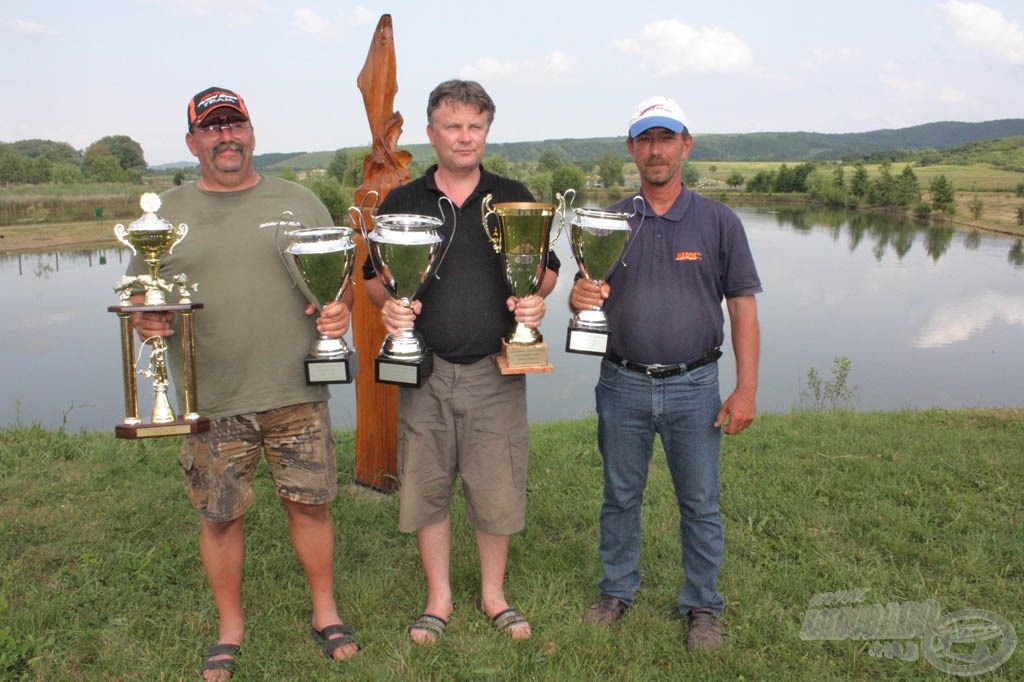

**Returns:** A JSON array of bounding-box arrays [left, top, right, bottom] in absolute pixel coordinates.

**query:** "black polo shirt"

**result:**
[[363, 164, 561, 364]]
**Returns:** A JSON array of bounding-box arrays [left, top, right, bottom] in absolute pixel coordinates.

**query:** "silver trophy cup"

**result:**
[[281, 226, 358, 384], [565, 194, 645, 355], [352, 196, 452, 387]]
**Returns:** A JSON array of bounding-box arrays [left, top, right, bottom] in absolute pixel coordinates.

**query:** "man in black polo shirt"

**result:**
[[571, 96, 762, 651], [364, 79, 559, 645]]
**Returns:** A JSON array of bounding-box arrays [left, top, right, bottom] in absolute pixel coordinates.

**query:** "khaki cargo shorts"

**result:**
[[397, 355, 530, 535], [179, 401, 337, 522]]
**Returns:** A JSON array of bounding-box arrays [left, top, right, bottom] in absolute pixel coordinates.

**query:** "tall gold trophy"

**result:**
[[108, 193, 209, 439], [481, 193, 568, 374]]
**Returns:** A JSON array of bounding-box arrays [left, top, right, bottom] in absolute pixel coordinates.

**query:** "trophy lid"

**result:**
[[285, 226, 356, 253], [571, 207, 633, 230], [128, 192, 175, 233], [370, 214, 444, 244], [490, 201, 554, 215]]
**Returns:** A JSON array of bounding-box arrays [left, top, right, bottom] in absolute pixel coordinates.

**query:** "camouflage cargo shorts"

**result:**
[[179, 401, 337, 522]]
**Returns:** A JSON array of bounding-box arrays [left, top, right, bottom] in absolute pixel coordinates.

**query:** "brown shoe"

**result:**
[[687, 608, 723, 651], [583, 595, 631, 626]]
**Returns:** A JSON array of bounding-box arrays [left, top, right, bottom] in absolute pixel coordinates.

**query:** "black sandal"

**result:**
[[408, 613, 448, 644], [202, 643, 240, 678], [310, 623, 360, 660]]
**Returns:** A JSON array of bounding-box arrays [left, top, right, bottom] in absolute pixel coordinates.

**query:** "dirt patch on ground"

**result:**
[[0, 222, 119, 254], [947, 192, 1024, 238]]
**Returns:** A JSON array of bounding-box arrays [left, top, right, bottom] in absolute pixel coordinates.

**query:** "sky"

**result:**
[[2, 1, 1023, 166]]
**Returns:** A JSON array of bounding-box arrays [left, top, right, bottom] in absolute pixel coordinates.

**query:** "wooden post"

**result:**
[[351, 14, 412, 491]]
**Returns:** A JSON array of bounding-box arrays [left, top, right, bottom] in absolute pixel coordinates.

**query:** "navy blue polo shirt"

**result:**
[[603, 186, 761, 366]]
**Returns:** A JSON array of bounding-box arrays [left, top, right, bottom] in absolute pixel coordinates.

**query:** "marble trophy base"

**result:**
[[305, 355, 355, 384], [375, 352, 433, 387], [115, 417, 210, 440], [565, 325, 610, 356], [305, 335, 356, 384]]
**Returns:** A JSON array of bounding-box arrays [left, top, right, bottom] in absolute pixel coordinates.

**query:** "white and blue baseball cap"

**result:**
[[628, 96, 688, 138]]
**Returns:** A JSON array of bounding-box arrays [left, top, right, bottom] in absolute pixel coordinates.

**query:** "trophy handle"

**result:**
[[113, 223, 137, 256], [432, 196, 458, 280], [629, 194, 646, 221], [480, 194, 501, 254], [266, 210, 305, 258], [619, 195, 648, 269], [561, 188, 577, 212], [348, 190, 380, 242], [553, 189, 575, 247], [266, 210, 314, 305], [167, 223, 188, 255]]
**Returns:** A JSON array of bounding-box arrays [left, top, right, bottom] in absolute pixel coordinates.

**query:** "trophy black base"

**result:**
[[565, 326, 610, 356], [376, 352, 433, 387], [115, 417, 210, 440], [496, 340, 554, 375], [305, 355, 356, 385]]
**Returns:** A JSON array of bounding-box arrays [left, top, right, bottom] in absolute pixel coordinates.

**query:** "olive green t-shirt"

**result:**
[[127, 176, 334, 419]]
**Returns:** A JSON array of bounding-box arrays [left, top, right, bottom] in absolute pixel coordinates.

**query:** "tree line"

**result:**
[[7, 132, 1024, 227], [0, 136, 147, 185]]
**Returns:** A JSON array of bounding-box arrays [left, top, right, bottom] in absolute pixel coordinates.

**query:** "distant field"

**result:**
[[689, 161, 1023, 193]]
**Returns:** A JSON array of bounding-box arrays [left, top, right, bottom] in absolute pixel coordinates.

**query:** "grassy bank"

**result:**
[[3, 194, 1022, 257], [2, 409, 1021, 680]]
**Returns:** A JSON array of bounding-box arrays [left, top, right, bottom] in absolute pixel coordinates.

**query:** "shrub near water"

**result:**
[[1, 412, 1022, 680], [0, 181, 173, 225]]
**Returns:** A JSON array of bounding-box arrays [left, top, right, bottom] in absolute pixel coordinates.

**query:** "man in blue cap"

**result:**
[[571, 95, 762, 651]]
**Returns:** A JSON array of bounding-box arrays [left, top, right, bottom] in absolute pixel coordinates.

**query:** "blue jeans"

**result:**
[[595, 358, 726, 617]]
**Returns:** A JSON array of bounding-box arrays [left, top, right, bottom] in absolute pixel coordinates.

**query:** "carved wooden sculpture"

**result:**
[[351, 14, 411, 491]]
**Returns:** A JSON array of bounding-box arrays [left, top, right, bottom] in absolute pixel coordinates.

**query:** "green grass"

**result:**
[[1, 410, 1022, 680]]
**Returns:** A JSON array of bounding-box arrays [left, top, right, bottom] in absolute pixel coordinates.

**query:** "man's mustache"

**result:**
[[213, 142, 244, 157]]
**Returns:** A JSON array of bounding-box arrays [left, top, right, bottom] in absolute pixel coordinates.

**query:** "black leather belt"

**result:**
[[607, 348, 722, 378]]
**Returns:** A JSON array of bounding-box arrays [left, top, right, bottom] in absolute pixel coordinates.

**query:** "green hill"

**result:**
[[257, 119, 1024, 171]]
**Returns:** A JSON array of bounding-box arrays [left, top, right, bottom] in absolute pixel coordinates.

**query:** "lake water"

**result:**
[[2, 206, 1022, 433]]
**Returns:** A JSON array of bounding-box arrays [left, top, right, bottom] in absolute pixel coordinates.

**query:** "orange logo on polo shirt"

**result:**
[[675, 251, 703, 261]]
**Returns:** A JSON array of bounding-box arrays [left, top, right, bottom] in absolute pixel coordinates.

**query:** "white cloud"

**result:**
[[461, 56, 516, 79], [352, 6, 378, 25], [803, 46, 859, 71], [612, 19, 753, 76], [940, 0, 1024, 64], [543, 50, 572, 75], [879, 73, 927, 95], [159, 0, 269, 27], [292, 8, 334, 41], [460, 50, 574, 81], [0, 18, 58, 36], [939, 86, 967, 102]]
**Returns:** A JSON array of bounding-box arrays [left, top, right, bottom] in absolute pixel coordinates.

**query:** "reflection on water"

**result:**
[[769, 206, 1024, 265], [910, 292, 1024, 349], [1, 206, 1022, 433]]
